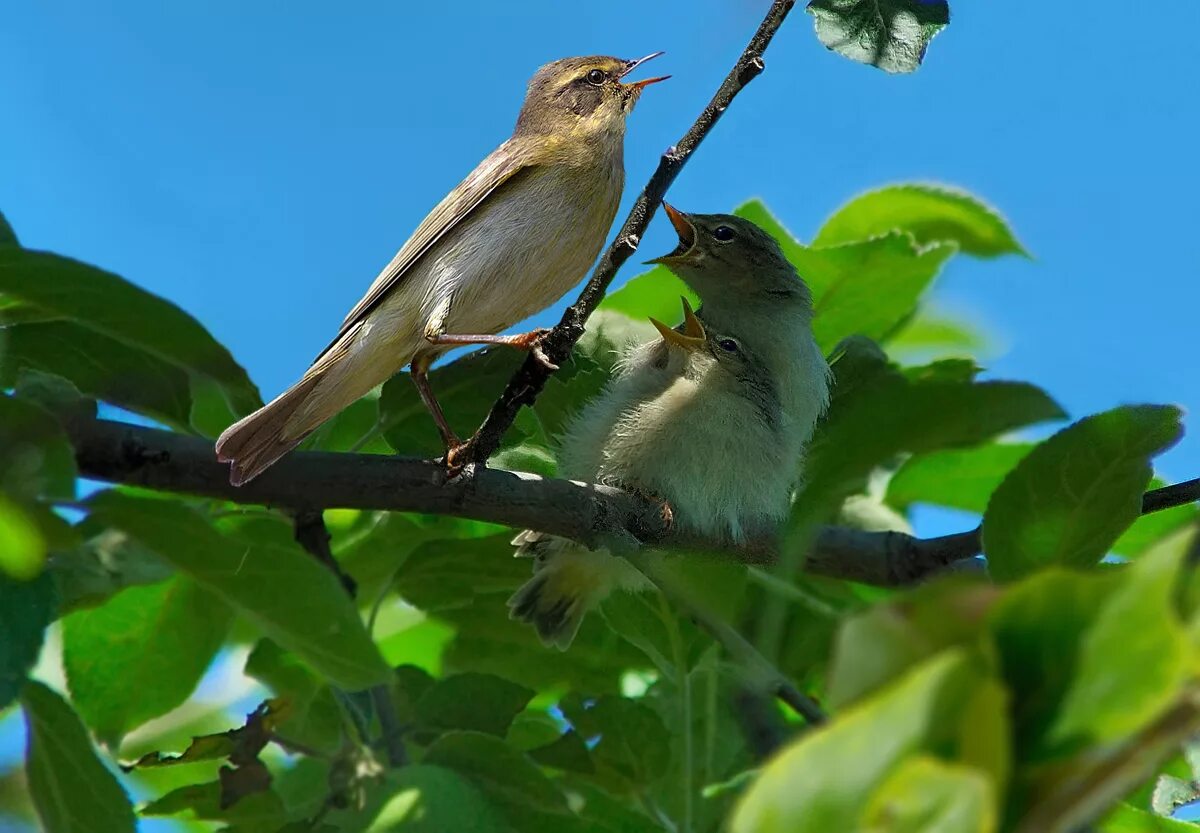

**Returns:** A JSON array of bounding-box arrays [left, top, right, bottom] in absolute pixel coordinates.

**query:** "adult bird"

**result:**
[[216, 54, 667, 485], [509, 211, 829, 648]]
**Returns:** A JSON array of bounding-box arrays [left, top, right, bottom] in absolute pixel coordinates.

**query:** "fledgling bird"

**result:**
[[215, 54, 668, 485], [508, 211, 829, 648]]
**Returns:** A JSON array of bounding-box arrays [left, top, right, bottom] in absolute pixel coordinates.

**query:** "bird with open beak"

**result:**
[[508, 207, 829, 648], [216, 54, 667, 485]]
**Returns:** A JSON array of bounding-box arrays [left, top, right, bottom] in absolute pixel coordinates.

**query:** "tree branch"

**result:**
[[65, 415, 1200, 587], [464, 0, 797, 464]]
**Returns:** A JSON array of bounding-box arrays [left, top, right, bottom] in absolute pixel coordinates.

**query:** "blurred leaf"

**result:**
[[244, 639, 344, 755], [0, 571, 56, 709], [561, 778, 662, 832], [141, 781, 287, 828], [62, 576, 233, 747], [827, 576, 999, 707], [983, 405, 1183, 580], [528, 729, 594, 774], [21, 681, 136, 833], [888, 307, 988, 357], [559, 694, 671, 787], [48, 524, 173, 615], [599, 265, 699, 324], [88, 492, 391, 690], [364, 765, 506, 832], [860, 755, 996, 832], [0, 247, 260, 415], [0, 495, 46, 580], [815, 184, 1027, 257], [887, 443, 1034, 513], [304, 392, 391, 455], [1152, 775, 1200, 818], [415, 672, 534, 738], [731, 651, 979, 832], [0, 394, 77, 500], [1114, 484, 1199, 559], [422, 731, 572, 826], [0, 209, 17, 246], [0, 322, 193, 428], [807, 0, 951, 74]]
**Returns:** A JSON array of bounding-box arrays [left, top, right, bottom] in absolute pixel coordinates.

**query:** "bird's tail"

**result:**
[[508, 536, 640, 650], [216, 329, 388, 485]]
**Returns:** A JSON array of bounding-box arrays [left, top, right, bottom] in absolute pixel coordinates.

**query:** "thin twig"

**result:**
[[636, 556, 827, 725], [463, 0, 798, 464]]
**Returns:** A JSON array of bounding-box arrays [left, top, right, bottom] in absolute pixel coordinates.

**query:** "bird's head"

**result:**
[[515, 54, 668, 141]]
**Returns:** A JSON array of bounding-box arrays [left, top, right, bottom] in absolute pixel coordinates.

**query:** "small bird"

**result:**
[[216, 54, 667, 485], [508, 211, 829, 648]]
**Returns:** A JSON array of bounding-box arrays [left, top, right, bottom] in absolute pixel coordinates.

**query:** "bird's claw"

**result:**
[[444, 441, 472, 478]]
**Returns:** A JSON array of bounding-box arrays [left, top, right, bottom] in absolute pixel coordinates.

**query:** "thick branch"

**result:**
[[65, 416, 1199, 587], [465, 0, 797, 463]]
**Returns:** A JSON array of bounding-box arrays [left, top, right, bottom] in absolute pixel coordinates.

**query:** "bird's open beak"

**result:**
[[619, 52, 670, 90], [649, 296, 706, 352], [646, 202, 697, 265]]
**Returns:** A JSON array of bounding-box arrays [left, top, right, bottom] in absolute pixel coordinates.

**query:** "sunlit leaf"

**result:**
[[860, 755, 996, 832], [0, 495, 46, 580], [807, 0, 951, 74]]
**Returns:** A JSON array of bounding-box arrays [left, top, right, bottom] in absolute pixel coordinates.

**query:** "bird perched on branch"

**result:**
[[216, 54, 668, 485], [509, 210, 830, 648]]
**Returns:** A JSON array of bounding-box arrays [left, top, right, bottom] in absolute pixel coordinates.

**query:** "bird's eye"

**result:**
[[718, 338, 740, 353], [586, 69, 608, 86], [712, 226, 736, 242]]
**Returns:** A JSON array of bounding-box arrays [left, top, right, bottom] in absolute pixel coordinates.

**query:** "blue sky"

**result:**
[[1, 2, 1197, 490]]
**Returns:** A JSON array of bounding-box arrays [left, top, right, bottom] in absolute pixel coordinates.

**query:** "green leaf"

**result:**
[[0, 247, 260, 416], [815, 184, 1027, 257], [62, 576, 233, 746], [0, 321, 193, 428], [887, 308, 989, 358], [0, 494, 47, 580], [559, 694, 671, 786], [730, 651, 980, 833], [0, 209, 18, 246], [48, 522, 173, 615], [87, 492, 391, 690], [983, 405, 1183, 580], [860, 756, 996, 832], [1113, 485, 1199, 558], [735, 200, 955, 352], [0, 394, 78, 500], [365, 765, 506, 832], [0, 571, 56, 709], [1101, 803, 1200, 832], [887, 443, 1035, 513], [140, 781, 287, 829], [807, 0, 951, 74], [421, 731, 572, 826], [802, 365, 1063, 509], [21, 680, 136, 833], [599, 265, 699, 324], [244, 639, 344, 755], [415, 672, 534, 737]]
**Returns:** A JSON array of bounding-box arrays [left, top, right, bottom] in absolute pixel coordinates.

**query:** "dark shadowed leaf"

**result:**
[[140, 781, 287, 829], [736, 200, 955, 352], [0, 210, 18, 246], [0, 247, 260, 415], [21, 681, 136, 833], [983, 405, 1183, 580], [807, 0, 951, 74], [244, 639, 344, 755], [363, 765, 506, 832], [815, 184, 1027, 257], [559, 694, 671, 787], [0, 394, 77, 500], [48, 522, 174, 616], [415, 672, 534, 737], [0, 321, 193, 428], [0, 572, 56, 709], [87, 492, 391, 690], [62, 576, 233, 747]]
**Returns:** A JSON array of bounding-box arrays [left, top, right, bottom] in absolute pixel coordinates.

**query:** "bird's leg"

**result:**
[[424, 329, 559, 371], [409, 358, 462, 453]]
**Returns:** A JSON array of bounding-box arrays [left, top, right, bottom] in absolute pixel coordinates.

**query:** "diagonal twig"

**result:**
[[464, 0, 799, 464]]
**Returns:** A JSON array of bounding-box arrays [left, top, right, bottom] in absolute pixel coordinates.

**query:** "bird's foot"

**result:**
[[510, 329, 558, 371], [443, 439, 473, 478]]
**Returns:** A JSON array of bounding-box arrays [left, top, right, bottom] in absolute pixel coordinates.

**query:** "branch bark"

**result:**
[[63, 415, 1200, 587], [464, 0, 797, 464]]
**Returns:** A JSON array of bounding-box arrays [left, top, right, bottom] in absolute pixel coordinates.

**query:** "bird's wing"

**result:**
[[315, 137, 543, 362]]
